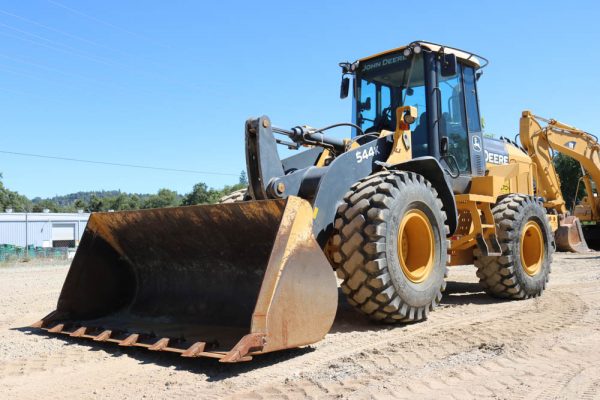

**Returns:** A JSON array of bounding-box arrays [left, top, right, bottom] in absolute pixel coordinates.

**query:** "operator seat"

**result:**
[[412, 112, 428, 157]]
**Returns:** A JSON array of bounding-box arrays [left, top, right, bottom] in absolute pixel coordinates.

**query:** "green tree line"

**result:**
[[0, 171, 247, 213], [2, 159, 590, 213]]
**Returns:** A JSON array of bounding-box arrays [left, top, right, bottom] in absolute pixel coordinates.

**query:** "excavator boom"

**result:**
[[520, 111, 600, 251]]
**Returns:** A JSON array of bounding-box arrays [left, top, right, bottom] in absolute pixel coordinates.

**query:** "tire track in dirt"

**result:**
[[2, 254, 599, 399], [226, 290, 587, 399]]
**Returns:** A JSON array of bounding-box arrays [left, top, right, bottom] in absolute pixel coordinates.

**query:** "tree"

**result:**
[[88, 195, 105, 212], [31, 199, 60, 213], [239, 170, 248, 185], [108, 193, 132, 211], [553, 153, 585, 211], [74, 199, 87, 211], [128, 194, 141, 210], [142, 189, 180, 209], [0, 175, 32, 212], [182, 182, 213, 205]]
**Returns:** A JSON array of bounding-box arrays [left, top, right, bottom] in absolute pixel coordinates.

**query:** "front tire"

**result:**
[[328, 171, 449, 323], [474, 194, 554, 299]]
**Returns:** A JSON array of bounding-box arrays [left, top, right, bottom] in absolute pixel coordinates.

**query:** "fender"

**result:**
[[388, 157, 458, 236]]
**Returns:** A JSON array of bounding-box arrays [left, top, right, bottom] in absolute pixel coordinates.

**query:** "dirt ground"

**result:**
[[1, 252, 599, 399]]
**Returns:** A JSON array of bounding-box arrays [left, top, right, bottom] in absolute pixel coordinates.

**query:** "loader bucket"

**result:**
[[30, 197, 338, 362], [555, 215, 590, 253]]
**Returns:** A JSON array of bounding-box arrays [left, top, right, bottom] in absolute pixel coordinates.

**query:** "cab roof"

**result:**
[[359, 40, 488, 69]]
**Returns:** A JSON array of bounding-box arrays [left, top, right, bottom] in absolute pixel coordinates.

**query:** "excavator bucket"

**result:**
[[30, 197, 337, 362], [555, 215, 590, 253], [582, 224, 600, 250]]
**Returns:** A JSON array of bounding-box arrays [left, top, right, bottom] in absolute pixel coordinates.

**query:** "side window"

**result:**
[[438, 63, 470, 173], [358, 80, 376, 133], [379, 85, 393, 132], [463, 67, 481, 132], [403, 84, 428, 157]]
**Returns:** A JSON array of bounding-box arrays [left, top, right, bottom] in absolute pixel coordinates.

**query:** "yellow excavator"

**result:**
[[519, 113, 599, 251], [31, 41, 588, 362]]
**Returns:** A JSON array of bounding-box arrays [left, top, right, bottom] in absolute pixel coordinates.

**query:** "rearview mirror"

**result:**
[[340, 77, 350, 99], [440, 136, 449, 155], [441, 53, 457, 77]]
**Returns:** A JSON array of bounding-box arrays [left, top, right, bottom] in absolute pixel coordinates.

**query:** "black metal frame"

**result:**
[[245, 116, 458, 246], [351, 48, 487, 194]]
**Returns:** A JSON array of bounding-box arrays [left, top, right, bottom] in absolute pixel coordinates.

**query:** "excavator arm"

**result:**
[[520, 110, 600, 251]]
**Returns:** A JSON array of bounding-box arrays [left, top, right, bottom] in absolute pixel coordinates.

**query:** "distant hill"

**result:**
[[2, 170, 247, 212], [31, 190, 152, 207]]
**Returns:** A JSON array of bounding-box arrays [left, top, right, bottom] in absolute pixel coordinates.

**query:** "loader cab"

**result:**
[[347, 42, 488, 193]]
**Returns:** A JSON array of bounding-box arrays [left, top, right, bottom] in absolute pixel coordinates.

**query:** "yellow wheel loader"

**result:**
[[32, 41, 561, 362]]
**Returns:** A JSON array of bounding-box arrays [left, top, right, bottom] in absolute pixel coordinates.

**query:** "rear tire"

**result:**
[[474, 194, 554, 299], [328, 171, 449, 323], [218, 189, 249, 204]]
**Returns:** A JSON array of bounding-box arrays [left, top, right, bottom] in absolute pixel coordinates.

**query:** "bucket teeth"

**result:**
[[30, 320, 44, 329], [149, 338, 170, 351], [181, 342, 206, 357], [220, 333, 265, 363], [48, 324, 64, 333], [94, 330, 112, 342], [119, 334, 139, 346], [70, 327, 87, 337]]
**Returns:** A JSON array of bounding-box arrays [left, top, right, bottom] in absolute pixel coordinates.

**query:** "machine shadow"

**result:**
[[441, 281, 506, 306], [564, 255, 600, 260], [14, 325, 314, 380], [14, 282, 502, 379]]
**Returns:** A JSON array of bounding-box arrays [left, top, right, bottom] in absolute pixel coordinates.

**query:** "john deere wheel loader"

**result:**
[[31, 41, 559, 362]]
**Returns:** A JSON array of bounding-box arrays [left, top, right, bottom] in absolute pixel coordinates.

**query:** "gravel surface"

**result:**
[[1, 252, 599, 399]]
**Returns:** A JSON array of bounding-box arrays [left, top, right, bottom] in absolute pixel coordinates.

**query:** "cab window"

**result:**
[[438, 63, 470, 173], [356, 52, 427, 149], [463, 66, 481, 132]]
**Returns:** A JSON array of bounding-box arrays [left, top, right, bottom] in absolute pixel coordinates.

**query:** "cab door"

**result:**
[[436, 61, 485, 192], [462, 66, 485, 176]]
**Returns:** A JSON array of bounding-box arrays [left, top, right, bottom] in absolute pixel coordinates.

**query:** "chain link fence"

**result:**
[[0, 244, 71, 264]]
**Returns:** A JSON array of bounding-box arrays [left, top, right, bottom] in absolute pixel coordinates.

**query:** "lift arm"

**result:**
[[519, 110, 600, 220]]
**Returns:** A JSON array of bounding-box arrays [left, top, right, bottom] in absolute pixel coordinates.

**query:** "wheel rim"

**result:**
[[520, 220, 544, 276], [397, 209, 435, 283]]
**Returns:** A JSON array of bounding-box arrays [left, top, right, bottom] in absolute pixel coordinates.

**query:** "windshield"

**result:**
[[356, 52, 428, 156]]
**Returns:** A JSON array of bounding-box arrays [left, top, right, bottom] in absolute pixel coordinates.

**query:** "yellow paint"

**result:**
[[519, 110, 600, 220], [385, 106, 416, 165], [520, 221, 544, 276], [343, 139, 360, 150], [547, 214, 559, 232], [315, 149, 331, 167], [397, 209, 435, 283], [312, 207, 319, 220], [249, 196, 337, 355], [450, 197, 497, 252], [358, 42, 482, 68]]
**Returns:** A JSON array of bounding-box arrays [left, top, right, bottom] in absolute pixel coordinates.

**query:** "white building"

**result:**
[[0, 211, 90, 248]]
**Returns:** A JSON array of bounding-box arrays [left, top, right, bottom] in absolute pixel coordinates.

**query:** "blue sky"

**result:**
[[0, 0, 598, 198]]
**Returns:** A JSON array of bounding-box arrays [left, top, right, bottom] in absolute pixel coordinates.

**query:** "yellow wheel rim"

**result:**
[[397, 209, 435, 283], [520, 220, 544, 276]]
